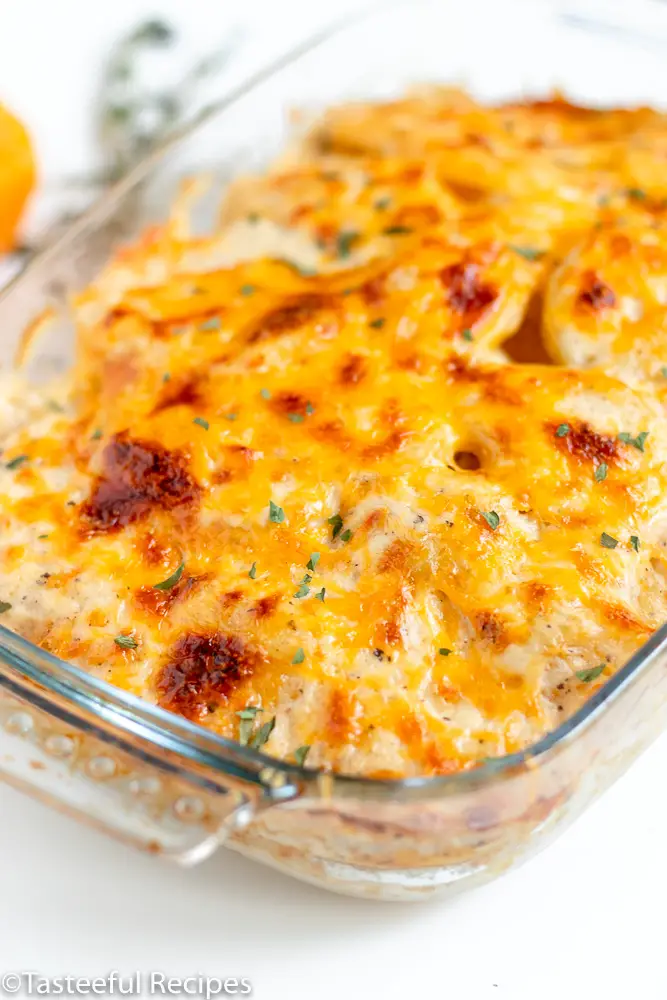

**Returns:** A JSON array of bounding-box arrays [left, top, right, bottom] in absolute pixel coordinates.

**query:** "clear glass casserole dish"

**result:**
[[2, 0, 667, 902]]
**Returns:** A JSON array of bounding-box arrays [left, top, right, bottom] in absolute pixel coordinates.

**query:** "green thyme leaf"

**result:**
[[374, 197, 391, 211], [294, 745, 311, 767], [340, 529, 353, 543], [600, 532, 618, 549], [618, 431, 649, 452], [279, 259, 317, 277], [462, 328, 473, 342], [315, 587, 326, 602], [288, 413, 304, 424], [162, 372, 171, 382], [336, 230, 360, 258], [481, 510, 500, 530], [594, 463, 608, 482], [193, 417, 209, 430], [0, 601, 12, 614], [224, 412, 238, 421], [292, 647, 305, 665], [5, 455, 28, 470], [91, 428, 103, 440], [250, 716, 276, 750], [626, 187, 647, 201], [630, 535, 640, 552], [305, 402, 315, 415], [575, 664, 606, 683], [383, 225, 412, 235], [260, 388, 272, 400], [236, 706, 263, 721], [248, 562, 257, 579], [439, 648, 452, 656], [153, 560, 185, 590], [114, 634, 138, 649], [307, 553, 320, 571], [294, 582, 310, 599], [199, 316, 221, 332], [269, 501, 285, 524], [240, 284, 256, 296], [247, 212, 260, 224], [661, 367, 667, 379], [328, 513, 344, 539], [555, 423, 570, 438], [238, 718, 253, 745], [369, 317, 386, 329], [37, 534, 49, 540], [508, 244, 544, 261]]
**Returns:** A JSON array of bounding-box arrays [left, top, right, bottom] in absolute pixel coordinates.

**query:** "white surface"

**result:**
[[0, 1, 666, 997]]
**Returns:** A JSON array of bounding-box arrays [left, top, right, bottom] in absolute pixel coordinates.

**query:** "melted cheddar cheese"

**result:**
[[3, 90, 667, 777]]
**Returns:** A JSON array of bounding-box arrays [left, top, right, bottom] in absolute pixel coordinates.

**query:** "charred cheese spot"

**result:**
[[135, 574, 210, 618], [246, 295, 337, 344], [440, 260, 497, 327], [339, 353, 368, 386], [550, 421, 619, 466], [155, 632, 262, 720], [577, 270, 617, 312], [80, 434, 201, 535]]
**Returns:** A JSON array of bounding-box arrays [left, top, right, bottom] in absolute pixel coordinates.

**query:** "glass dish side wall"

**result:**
[[2, 0, 667, 902]]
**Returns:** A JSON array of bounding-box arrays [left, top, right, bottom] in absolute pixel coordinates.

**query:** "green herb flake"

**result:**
[[374, 196, 391, 211], [626, 187, 647, 201], [630, 535, 640, 552], [224, 412, 238, 421], [193, 417, 209, 430], [336, 230, 360, 259], [383, 225, 413, 235], [247, 212, 260, 224], [114, 634, 138, 650], [461, 328, 473, 342], [248, 562, 257, 579], [294, 582, 311, 599], [481, 510, 500, 530], [288, 413, 305, 424], [279, 259, 317, 278], [294, 745, 311, 767], [439, 648, 452, 656], [91, 428, 103, 440], [661, 367, 667, 379], [240, 284, 256, 297], [315, 587, 326, 602], [508, 244, 544, 262], [555, 423, 570, 438], [269, 501, 285, 524], [260, 388, 272, 400], [600, 532, 618, 549], [307, 553, 320, 572], [153, 560, 185, 590], [5, 455, 28, 471], [162, 372, 171, 383], [618, 431, 649, 452], [236, 706, 263, 721], [575, 663, 606, 683], [250, 716, 276, 750], [328, 513, 344, 539], [594, 463, 608, 482], [369, 317, 386, 329], [306, 402, 315, 415], [0, 601, 12, 614], [237, 705, 263, 746], [292, 647, 305, 665], [199, 316, 221, 332], [340, 529, 353, 543], [37, 534, 49, 540]]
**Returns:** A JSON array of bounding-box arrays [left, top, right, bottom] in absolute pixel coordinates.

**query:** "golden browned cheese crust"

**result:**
[[3, 90, 667, 777]]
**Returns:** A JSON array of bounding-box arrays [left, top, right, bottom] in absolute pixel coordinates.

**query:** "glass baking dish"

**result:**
[[2, 0, 667, 902]]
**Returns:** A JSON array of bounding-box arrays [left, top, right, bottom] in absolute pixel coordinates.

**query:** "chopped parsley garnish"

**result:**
[[193, 417, 209, 430], [5, 455, 28, 470], [340, 529, 353, 543], [307, 553, 320, 571], [199, 316, 221, 332], [383, 225, 412, 235], [369, 317, 386, 329], [555, 423, 570, 438], [91, 428, 103, 440], [294, 576, 311, 598], [260, 388, 272, 400], [248, 562, 257, 579], [618, 431, 649, 452], [481, 510, 500, 530], [374, 197, 391, 211], [247, 212, 260, 224], [37, 534, 48, 540], [306, 402, 315, 415], [575, 664, 606, 683], [294, 745, 311, 766], [439, 648, 452, 656], [269, 501, 285, 524], [163, 372, 171, 382], [114, 635, 138, 650], [626, 187, 647, 201], [250, 716, 276, 750], [292, 647, 305, 665], [630, 535, 640, 552], [594, 463, 608, 482], [327, 513, 344, 539], [288, 413, 305, 424], [153, 560, 185, 590], [240, 284, 256, 296], [279, 259, 317, 278], [661, 367, 667, 379], [461, 328, 473, 342], [336, 230, 360, 258], [237, 705, 263, 745], [0, 601, 12, 614], [224, 412, 238, 421], [600, 532, 618, 549], [315, 588, 326, 602], [508, 245, 544, 261]]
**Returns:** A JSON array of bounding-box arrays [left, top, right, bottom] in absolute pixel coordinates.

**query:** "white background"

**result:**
[[0, 2, 666, 998]]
